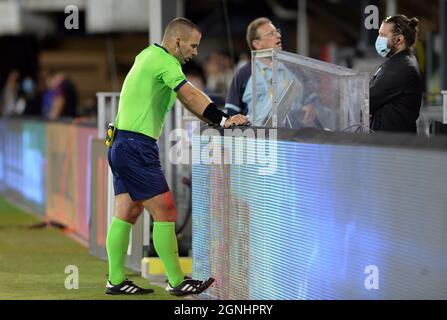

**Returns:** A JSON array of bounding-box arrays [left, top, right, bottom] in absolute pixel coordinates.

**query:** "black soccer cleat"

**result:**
[[105, 279, 154, 295], [166, 277, 215, 297]]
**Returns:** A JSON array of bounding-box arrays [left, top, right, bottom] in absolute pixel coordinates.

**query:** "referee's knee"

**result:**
[[163, 207, 177, 222], [153, 205, 176, 222], [133, 203, 144, 215]]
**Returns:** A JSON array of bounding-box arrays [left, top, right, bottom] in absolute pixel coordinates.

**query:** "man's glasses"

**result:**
[[258, 28, 281, 39]]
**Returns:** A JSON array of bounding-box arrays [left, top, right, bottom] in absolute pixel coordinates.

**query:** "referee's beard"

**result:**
[[177, 46, 188, 65]]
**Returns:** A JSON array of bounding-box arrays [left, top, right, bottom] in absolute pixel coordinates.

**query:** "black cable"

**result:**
[[222, 0, 236, 64]]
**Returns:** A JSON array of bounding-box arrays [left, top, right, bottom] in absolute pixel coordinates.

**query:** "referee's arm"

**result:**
[[177, 81, 212, 123], [177, 81, 248, 128]]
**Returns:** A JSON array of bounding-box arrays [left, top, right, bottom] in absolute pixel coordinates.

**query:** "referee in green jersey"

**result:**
[[105, 17, 248, 296]]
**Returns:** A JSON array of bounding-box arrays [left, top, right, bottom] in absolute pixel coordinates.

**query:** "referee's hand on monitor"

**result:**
[[223, 114, 250, 128]]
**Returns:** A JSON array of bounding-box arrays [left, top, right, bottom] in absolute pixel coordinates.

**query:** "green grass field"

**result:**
[[0, 197, 182, 300]]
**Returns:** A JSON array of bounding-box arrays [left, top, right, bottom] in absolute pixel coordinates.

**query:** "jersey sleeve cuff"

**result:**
[[174, 79, 187, 92]]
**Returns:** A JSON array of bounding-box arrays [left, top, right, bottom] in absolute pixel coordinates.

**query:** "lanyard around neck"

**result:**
[[256, 63, 273, 98]]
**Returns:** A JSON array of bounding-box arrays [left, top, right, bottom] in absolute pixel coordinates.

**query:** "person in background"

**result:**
[[18, 76, 42, 116], [0, 70, 21, 117], [183, 62, 207, 92], [204, 51, 234, 100], [370, 15, 422, 133], [235, 52, 250, 71], [42, 70, 78, 120], [224, 17, 318, 127]]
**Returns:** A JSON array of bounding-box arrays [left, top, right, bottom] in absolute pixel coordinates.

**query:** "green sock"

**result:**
[[153, 221, 184, 287], [106, 217, 132, 285]]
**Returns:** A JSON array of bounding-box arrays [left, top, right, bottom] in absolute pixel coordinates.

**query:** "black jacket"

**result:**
[[369, 49, 422, 133]]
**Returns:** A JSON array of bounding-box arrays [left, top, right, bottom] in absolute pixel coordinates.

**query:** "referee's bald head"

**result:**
[[163, 17, 201, 41]]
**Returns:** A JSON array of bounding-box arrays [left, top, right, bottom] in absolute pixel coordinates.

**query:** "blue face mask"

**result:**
[[22, 78, 34, 94], [375, 36, 390, 58]]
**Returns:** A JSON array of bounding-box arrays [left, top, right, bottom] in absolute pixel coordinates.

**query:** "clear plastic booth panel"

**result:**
[[251, 49, 369, 132]]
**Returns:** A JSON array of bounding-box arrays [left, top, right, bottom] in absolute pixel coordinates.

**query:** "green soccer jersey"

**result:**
[[115, 44, 186, 139]]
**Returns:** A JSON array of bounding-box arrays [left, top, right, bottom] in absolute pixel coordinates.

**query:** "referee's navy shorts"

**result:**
[[107, 129, 170, 201]]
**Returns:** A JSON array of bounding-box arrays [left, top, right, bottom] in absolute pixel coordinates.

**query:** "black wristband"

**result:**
[[202, 103, 229, 126]]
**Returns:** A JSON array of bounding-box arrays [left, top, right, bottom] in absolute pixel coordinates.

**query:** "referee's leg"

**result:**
[[143, 191, 177, 222], [105, 193, 143, 285], [143, 191, 184, 287], [143, 191, 215, 295], [114, 193, 144, 224]]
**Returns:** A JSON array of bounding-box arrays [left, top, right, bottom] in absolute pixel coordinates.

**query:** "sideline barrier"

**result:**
[[0, 117, 145, 272], [46, 122, 97, 243], [0, 118, 96, 243], [0, 119, 47, 216], [192, 126, 447, 299]]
